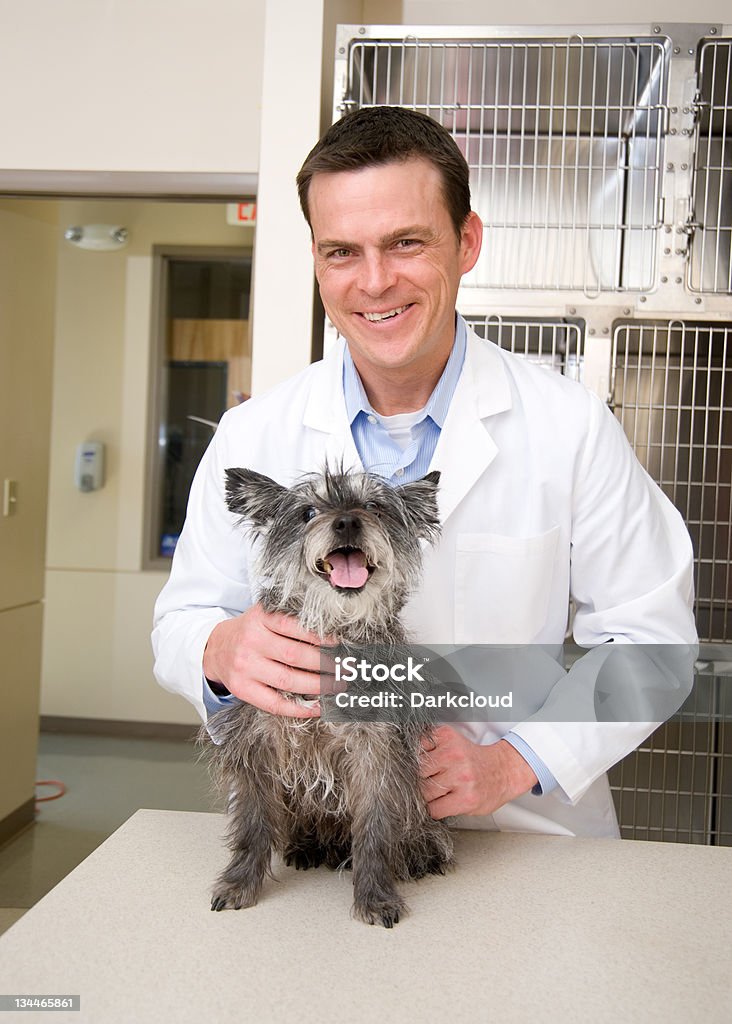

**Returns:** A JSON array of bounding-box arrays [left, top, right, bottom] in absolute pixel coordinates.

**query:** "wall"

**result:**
[[0, 0, 265, 174], [0, 202, 56, 825], [40, 201, 254, 725], [400, 1, 730, 23], [251, 0, 407, 394]]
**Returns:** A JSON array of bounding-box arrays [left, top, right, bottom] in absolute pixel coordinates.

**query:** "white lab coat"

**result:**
[[152, 325, 697, 838]]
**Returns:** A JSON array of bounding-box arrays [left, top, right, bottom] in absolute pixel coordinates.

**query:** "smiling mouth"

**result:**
[[361, 305, 411, 322], [315, 547, 376, 591]]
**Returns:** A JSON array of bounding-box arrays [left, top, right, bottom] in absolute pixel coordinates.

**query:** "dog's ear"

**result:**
[[397, 471, 441, 543], [225, 468, 288, 526]]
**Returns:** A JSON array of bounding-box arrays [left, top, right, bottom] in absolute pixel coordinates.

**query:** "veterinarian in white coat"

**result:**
[[153, 107, 697, 839]]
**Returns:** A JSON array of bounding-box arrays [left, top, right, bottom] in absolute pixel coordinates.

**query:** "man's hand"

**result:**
[[419, 726, 538, 818], [202, 604, 329, 719]]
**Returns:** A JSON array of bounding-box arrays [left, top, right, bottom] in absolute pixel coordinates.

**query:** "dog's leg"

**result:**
[[344, 729, 413, 928], [395, 734, 454, 881], [350, 816, 406, 928], [210, 772, 281, 911]]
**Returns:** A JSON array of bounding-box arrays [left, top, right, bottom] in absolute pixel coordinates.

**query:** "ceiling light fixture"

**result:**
[[63, 224, 129, 251]]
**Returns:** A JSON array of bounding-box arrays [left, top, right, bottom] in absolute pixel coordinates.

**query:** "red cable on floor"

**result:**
[[35, 780, 67, 803]]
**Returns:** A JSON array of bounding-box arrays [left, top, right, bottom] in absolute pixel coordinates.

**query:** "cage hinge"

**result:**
[[689, 88, 709, 125], [674, 209, 701, 261]]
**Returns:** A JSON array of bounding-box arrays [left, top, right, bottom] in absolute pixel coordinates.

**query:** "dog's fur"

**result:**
[[201, 466, 453, 927]]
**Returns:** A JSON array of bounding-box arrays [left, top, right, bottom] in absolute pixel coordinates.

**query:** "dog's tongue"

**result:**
[[328, 550, 369, 589]]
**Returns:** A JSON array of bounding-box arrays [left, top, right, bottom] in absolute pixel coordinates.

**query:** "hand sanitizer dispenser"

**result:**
[[74, 442, 105, 492]]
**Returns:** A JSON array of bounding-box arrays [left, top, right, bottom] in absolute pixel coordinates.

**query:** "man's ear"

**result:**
[[397, 470, 441, 544], [225, 468, 287, 526], [459, 210, 483, 276]]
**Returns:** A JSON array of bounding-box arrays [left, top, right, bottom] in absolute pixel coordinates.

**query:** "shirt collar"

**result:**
[[342, 314, 467, 428]]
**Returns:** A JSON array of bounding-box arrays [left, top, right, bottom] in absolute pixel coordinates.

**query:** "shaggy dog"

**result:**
[[202, 467, 453, 927]]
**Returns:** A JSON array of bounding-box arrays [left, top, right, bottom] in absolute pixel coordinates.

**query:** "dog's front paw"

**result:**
[[210, 883, 259, 912], [352, 894, 407, 929]]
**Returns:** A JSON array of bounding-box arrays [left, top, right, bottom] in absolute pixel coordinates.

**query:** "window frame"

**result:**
[[143, 244, 253, 571]]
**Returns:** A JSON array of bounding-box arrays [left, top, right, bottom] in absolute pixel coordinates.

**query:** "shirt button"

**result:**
[[367, 415, 377, 425], [395, 468, 404, 477]]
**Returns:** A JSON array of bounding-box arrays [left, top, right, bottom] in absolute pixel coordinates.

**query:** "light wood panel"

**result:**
[[169, 319, 251, 406]]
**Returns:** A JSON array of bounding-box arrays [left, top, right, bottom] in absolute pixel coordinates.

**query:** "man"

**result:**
[[153, 106, 696, 837]]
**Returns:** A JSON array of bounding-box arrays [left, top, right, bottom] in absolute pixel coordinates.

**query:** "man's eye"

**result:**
[[395, 238, 419, 249], [303, 507, 318, 522], [329, 248, 352, 259]]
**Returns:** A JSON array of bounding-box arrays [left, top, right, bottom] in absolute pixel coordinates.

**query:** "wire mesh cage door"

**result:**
[[689, 38, 732, 295], [611, 320, 731, 645], [344, 34, 668, 295], [609, 318, 732, 843], [463, 315, 584, 378], [608, 670, 732, 845]]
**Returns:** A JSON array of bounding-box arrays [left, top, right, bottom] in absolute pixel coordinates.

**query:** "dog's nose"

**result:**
[[333, 514, 361, 545]]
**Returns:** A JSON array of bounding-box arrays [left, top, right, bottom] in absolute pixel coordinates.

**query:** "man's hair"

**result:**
[[296, 106, 472, 239]]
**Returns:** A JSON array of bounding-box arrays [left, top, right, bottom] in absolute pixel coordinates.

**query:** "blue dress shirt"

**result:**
[[342, 315, 466, 485]]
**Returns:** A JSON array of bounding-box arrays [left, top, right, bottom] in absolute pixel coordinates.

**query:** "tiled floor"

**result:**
[[0, 732, 221, 937]]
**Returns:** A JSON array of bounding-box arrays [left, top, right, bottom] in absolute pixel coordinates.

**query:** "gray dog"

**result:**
[[201, 465, 453, 927]]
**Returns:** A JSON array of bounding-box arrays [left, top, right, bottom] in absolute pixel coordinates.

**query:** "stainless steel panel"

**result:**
[[464, 137, 660, 292]]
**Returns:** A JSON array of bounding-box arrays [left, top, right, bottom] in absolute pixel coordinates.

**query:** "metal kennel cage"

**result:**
[[333, 22, 732, 843], [343, 34, 667, 295]]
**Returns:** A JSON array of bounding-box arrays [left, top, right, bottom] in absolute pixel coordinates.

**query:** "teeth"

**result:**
[[363, 305, 408, 322]]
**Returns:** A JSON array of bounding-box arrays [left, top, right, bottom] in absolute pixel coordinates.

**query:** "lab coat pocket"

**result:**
[[455, 527, 560, 643]]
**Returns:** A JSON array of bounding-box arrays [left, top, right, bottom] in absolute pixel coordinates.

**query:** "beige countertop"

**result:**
[[0, 809, 730, 1023]]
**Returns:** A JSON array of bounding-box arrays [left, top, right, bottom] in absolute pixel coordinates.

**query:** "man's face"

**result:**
[[309, 158, 482, 386]]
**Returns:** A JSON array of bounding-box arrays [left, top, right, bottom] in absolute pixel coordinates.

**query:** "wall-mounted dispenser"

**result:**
[[74, 442, 105, 492]]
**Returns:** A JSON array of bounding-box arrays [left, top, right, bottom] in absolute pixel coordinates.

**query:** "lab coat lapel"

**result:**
[[429, 329, 512, 524]]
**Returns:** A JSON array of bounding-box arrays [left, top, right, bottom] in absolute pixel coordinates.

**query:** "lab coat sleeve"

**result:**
[[151, 415, 254, 722], [509, 392, 698, 804]]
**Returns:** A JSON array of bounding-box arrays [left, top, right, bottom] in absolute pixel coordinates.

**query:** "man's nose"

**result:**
[[359, 252, 396, 296]]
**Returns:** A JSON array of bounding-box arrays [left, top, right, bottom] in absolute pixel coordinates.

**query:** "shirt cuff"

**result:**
[[202, 675, 238, 717], [503, 731, 559, 796]]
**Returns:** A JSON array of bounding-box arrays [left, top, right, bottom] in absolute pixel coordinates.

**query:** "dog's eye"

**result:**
[[303, 506, 318, 522], [364, 501, 380, 515]]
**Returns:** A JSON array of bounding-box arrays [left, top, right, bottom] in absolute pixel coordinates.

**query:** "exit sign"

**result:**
[[226, 202, 257, 226]]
